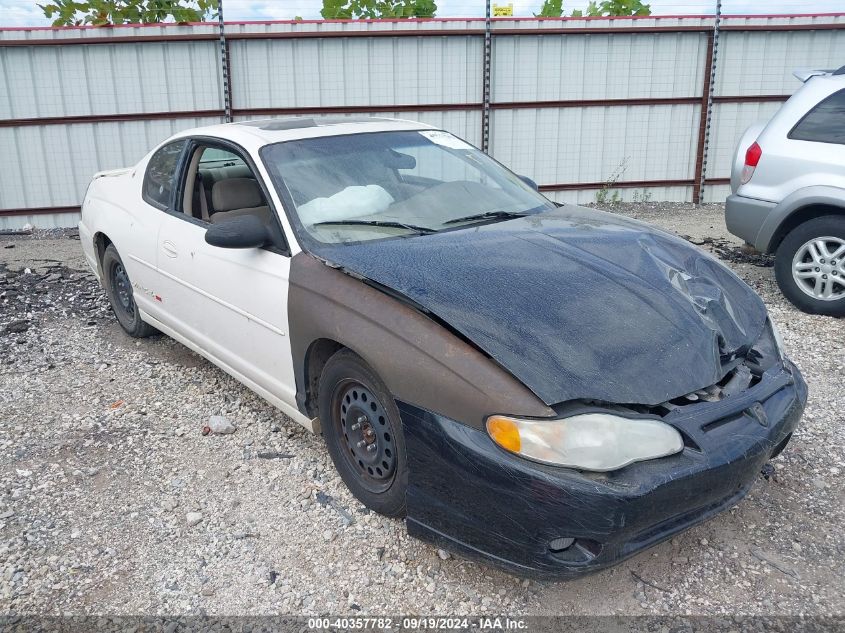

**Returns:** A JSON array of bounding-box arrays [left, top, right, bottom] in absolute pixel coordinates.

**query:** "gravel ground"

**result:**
[[0, 203, 842, 617]]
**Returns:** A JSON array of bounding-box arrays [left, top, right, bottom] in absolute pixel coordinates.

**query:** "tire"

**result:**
[[101, 244, 157, 338], [318, 349, 408, 517], [775, 215, 845, 317]]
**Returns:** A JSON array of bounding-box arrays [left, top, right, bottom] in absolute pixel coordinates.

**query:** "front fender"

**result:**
[[287, 253, 554, 431]]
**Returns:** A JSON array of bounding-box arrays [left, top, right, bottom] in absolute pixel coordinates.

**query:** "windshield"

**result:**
[[260, 130, 555, 244]]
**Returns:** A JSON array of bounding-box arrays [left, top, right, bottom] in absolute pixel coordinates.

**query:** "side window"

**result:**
[[189, 146, 266, 222], [143, 140, 187, 209], [789, 89, 845, 144], [199, 147, 246, 168]]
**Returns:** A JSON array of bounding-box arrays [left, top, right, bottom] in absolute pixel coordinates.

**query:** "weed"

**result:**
[[632, 188, 653, 203], [596, 158, 628, 206]]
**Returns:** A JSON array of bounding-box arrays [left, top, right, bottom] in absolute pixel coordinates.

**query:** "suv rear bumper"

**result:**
[[725, 194, 776, 251]]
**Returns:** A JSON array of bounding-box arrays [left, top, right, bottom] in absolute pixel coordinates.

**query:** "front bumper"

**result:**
[[725, 194, 777, 252], [399, 361, 806, 580]]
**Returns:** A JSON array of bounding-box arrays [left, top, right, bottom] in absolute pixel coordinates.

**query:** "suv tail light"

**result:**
[[741, 142, 762, 184]]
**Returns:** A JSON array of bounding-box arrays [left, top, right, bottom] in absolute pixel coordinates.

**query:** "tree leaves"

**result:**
[[534, 0, 651, 18], [321, 0, 437, 20], [39, 0, 217, 26], [535, 0, 564, 18], [580, 0, 652, 16]]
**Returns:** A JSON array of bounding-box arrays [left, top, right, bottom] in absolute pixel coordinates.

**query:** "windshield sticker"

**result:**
[[419, 131, 474, 151]]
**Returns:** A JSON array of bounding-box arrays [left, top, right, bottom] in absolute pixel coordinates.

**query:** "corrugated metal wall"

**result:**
[[0, 117, 221, 201], [0, 42, 222, 118], [231, 37, 482, 109], [1, 15, 844, 229], [490, 29, 707, 203], [0, 29, 225, 228]]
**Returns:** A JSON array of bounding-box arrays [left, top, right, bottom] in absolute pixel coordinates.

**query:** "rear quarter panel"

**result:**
[[80, 160, 164, 318]]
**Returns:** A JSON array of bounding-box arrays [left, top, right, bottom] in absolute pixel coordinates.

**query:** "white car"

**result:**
[[79, 117, 805, 579]]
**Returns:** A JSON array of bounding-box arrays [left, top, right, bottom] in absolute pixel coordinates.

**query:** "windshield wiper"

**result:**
[[312, 219, 436, 235], [443, 210, 529, 225]]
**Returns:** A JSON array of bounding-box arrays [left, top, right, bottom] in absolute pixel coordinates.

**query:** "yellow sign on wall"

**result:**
[[492, 3, 514, 16]]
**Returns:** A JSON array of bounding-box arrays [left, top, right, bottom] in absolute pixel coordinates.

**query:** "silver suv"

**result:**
[[726, 66, 845, 317]]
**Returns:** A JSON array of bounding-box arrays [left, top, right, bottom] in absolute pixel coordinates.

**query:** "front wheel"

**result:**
[[318, 349, 408, 517], [102, 244, 157, 338], [775, 216, 845, 317]]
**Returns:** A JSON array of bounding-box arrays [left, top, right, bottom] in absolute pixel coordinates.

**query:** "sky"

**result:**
[[0, 0, 842, 27]]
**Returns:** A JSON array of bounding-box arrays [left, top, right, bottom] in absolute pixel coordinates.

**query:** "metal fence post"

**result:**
[[218, 0, 233, 123], [481, 0, 492, 153], [693, 1, 722, 204]]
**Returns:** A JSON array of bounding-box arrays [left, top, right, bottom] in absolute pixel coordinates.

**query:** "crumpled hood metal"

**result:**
[[308, 206, 768, 406]]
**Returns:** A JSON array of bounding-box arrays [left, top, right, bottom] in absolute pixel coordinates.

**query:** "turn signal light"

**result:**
[[486, 416, 521, 452]]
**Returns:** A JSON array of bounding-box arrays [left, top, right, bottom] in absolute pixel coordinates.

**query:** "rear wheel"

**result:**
[[318, 349, 407, 517], [102, 244, 157, 337], [775, 216, 845, 317]]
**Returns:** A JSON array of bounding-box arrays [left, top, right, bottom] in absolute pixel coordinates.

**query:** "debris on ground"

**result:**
[[256, 451, 294, 460], [207, 415, 237, 435]]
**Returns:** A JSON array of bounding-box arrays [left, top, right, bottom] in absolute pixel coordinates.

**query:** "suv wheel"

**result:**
[[775, 216, 845, 316]]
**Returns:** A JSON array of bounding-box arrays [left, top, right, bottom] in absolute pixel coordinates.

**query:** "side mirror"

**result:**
[[518, 175, 539, 191], [204, 215, 271, 249]]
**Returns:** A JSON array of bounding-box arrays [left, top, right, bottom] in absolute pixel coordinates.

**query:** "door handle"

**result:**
[[162, 240, 178, 258]]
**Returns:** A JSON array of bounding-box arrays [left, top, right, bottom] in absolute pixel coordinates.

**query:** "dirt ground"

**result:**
[[0, 203, 842, 618]]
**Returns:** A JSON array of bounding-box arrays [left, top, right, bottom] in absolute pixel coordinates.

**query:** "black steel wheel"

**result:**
[[334, 381, 397, 493], [319, 349, 407, 517], [102, 244, 157, 338], [112, 261, 135, 317]]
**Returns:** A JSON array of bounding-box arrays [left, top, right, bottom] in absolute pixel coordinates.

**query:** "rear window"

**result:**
[[143, 140, 186, 209], [789, 88, 845, 144]]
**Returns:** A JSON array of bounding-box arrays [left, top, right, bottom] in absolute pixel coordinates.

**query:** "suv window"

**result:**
[[143, 140, 187, 209], [789, 89, 845, 144]]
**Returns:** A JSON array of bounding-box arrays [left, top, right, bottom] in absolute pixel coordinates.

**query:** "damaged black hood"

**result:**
[[308, 206, 768, 406]]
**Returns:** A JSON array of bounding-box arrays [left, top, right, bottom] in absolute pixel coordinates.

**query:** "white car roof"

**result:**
[[170, 116, 437, 153]]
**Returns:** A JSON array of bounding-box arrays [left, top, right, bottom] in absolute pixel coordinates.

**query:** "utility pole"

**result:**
[[697, 0, 722, 203], [481, 0, 492, 153], [218, 0, 233, 123]]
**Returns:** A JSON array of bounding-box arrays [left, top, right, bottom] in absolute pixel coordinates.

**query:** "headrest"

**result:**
[[212, 178, 264, 212]]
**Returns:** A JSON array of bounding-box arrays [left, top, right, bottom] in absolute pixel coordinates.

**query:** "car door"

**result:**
[[151, 140, 298, 408], [127, 139, 189, 322]]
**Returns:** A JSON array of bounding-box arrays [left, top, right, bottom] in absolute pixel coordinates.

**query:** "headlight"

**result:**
[[486, 413, 684, 472]]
